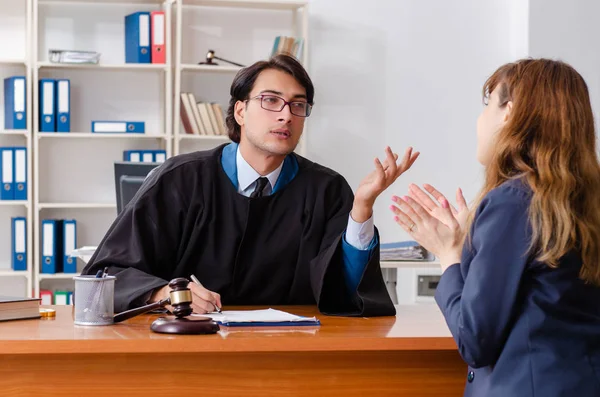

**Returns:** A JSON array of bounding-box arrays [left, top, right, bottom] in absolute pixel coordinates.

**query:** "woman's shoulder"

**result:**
[[475, 178, 532, 220], [486, 177, 532, 203]]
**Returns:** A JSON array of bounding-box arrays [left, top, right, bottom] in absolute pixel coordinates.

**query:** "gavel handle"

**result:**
[[113, 298, 170, 323], [214, 56, 245, 68]]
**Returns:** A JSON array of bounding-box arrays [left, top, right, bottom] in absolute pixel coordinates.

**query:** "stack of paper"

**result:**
[[193, 308, 320, 327], [380, 241, 430, 261]]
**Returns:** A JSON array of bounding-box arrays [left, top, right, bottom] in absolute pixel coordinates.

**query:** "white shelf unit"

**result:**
[[0, 60, 28, 67], [32, 0, 174, 298], [0, 130, 29, 136], [37, 61, 169, 71], [380, 260, 441, 269], [38, 202, 117, 209], [38, 132, 168, 139], [37, 272, 79, 280], [0, 201, 30, 208], [0, 0, 34, 298], [172, 0, 309, 155], [0, 269, 30, 277]]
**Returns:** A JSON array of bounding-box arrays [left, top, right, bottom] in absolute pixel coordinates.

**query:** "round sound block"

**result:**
[[150, 316, 220, 335]]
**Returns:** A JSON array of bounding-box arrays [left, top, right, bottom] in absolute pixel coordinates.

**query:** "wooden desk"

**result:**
[[0, 305, 466, 396]]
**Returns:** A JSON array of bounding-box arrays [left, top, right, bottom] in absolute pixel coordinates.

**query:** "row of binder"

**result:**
[[40, 290, 73, 305], [123, 149, 166, 163], [4, 76, 26, 130], [41, 219, 77, 274], [39, 79, 70, 132], [9, 77, 148, 134], [0, 147, 27, 201], [125, 11, 165, 64]]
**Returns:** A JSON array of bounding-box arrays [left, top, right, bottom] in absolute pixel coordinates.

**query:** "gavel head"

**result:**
[[203, 50, 216, 64], [168, 278, 193, 318]]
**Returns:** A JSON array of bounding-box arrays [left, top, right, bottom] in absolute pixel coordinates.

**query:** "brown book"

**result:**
[[188, 93, 207, 135], [0, 296, 41, 322], [283, 37, 294, 55], [197, 103, 215, 135], [211, 103, 226, 135], [204, 102, 221, 135], [179, 93, 197, 134]]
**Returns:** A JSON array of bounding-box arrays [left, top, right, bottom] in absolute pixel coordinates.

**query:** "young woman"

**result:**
[[390, 59, 600, 396]]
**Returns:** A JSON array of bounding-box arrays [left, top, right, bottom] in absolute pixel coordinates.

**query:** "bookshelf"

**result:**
[[31, 0, 174, 298], [172, 0, 309, 155], [38, 132, 167, 139], [37, 62, 169, 71], [0, 0, 34, 297]]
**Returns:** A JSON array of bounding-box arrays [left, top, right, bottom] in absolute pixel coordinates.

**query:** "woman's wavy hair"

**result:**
[[472, 58, 600, 285]]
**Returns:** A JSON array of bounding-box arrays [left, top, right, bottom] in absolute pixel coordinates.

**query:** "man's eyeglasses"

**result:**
[[246, 94, 313, 117]]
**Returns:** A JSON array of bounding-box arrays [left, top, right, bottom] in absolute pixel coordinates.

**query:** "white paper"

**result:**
[[192, 308, 318, 324], [69, 246, 97, 264]]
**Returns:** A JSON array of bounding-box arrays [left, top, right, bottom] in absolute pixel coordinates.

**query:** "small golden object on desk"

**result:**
[[39, 308, 56, 318]]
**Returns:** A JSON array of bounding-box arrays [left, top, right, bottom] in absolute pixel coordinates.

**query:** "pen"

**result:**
[[190, 274, 222, 313]]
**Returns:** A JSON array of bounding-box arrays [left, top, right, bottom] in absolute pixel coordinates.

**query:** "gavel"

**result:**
[[113, 277, 219, 335], [199, 49, 245, 68]]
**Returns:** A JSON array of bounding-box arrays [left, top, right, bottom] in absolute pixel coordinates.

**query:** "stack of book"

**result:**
[[271, 36, 304, 60], [180, 92, 226, 136], [0, 296, 41, 322]]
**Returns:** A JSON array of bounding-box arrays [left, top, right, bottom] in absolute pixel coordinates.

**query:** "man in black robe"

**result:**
[[82, 54, 419, 317]]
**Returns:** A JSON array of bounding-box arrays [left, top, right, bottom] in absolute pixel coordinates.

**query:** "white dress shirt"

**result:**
[[236, 148, 374, 250]]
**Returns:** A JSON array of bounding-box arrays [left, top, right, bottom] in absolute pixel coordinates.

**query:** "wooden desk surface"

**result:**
[[0, 304, 455, 354], [0, 305, 466, 396]]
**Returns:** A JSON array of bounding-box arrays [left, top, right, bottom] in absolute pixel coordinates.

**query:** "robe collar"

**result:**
[[221, 142, 298, 194]]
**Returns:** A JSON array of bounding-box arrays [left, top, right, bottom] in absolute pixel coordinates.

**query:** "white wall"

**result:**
[[529, 0, 600, 131], [306, 0, 520, 243]]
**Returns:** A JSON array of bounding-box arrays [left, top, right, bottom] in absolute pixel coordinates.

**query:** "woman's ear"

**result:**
[[234, 100, 245, 127], [503, 100, 513, 122]]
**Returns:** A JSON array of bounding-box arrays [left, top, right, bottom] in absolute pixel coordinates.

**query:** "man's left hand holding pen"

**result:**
[[149, 278, 222, 314]]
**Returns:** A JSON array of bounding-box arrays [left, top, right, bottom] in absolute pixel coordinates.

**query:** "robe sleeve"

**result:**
[[310, 175, 396, 317], [81, 164, 188, 313]]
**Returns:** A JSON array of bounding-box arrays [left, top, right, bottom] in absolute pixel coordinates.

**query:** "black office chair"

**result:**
[[114, 162, 161, 215]]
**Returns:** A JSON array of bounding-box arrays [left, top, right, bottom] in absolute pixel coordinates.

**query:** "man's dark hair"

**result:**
[[225, 54, 314, 143]]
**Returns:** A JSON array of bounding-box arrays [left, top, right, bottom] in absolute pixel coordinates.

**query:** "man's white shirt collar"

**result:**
[[236, 147, 283, 195]]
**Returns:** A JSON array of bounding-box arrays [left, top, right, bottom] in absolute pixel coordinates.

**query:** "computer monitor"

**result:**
[[114, 162, 161, 215]]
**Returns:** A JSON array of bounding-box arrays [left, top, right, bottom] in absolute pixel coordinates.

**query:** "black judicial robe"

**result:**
[[82, 144, 395, 316]]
